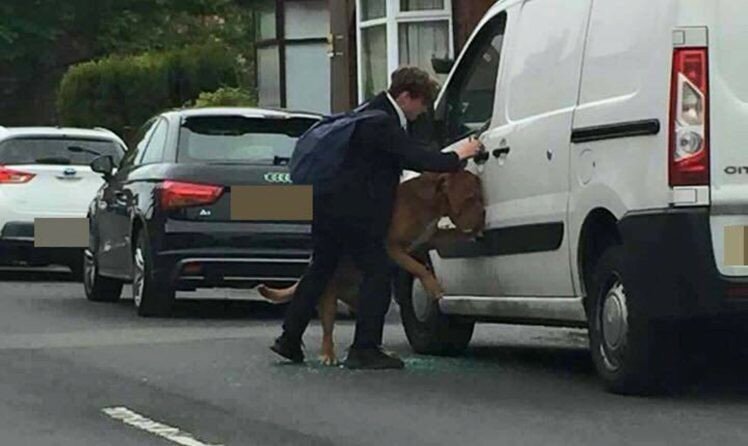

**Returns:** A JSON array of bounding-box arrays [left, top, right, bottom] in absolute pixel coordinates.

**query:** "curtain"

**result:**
[[400, 0, 444, 11], [362, 25, 388, 99], [398, 21, 450, 78], [362, 0, 386, 20]]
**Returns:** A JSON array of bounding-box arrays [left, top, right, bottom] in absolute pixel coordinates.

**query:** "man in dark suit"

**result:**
[[271, 66, 482, 369]]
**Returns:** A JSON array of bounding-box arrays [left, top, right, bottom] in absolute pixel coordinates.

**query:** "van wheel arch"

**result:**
[[578, 208, 621, 315]]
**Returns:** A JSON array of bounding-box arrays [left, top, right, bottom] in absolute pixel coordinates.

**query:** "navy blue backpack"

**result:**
[[289, 105, 389, 195]]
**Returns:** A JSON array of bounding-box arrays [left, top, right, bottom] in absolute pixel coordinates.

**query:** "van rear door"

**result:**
[[695, 1, 748, 276]]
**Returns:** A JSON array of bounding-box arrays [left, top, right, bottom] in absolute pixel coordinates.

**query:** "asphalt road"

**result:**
[[3, 267, 748, 446]]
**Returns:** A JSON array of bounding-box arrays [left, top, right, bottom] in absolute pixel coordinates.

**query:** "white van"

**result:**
[[395, 0, 748, 395]]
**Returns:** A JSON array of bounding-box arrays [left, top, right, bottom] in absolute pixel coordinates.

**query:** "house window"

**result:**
[[255, 0, 331, 113], [356, 0, 453, 101], [401, 0, 445, 11]]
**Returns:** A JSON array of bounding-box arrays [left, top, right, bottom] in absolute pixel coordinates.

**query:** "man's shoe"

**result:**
[[270, 335, 304, 363], [343, 347, 404, 370]]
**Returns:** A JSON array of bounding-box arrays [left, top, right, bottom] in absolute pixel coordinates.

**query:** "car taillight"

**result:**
[[0, 165, 35, 184], [159, 180, 224, 211], [669, 47, 710, 187]]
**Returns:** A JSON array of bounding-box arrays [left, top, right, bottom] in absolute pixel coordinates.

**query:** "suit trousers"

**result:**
[[282, 195, 392, 349]]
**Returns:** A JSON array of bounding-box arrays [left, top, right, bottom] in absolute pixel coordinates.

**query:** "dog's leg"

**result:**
[[257, 281, 299, 304], [318, 284, 338, 366], [387, 241, 444, 300]]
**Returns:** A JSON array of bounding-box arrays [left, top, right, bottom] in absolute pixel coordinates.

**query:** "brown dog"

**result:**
[[258, 170, 485, 364]]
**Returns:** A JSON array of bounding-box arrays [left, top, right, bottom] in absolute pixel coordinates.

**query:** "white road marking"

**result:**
[[103, 406, 224, 446]]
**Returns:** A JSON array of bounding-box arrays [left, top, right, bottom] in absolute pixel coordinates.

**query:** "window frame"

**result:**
[[255, 0, 330, 108], [119, 117, 158, 171], [436, 11, 507, 145], [137, 118, 169, 166], [356, 0, 454, 102]]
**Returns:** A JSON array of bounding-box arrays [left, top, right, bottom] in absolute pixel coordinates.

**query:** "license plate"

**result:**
[[724, 225, 748, 266], [230, 185, 313, 221], [34, 218, 89, 248]]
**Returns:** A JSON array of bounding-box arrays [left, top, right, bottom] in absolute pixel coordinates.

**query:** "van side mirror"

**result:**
[[432, 57, 454, 75], [90, 155, 115, 179]]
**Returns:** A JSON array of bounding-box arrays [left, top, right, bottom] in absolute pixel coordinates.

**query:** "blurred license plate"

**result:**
[[34, 218, 89, 248], [724, 225, 748, 266], [230, 185, 312, 221]]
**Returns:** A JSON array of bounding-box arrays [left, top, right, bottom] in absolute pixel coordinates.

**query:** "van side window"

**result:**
[[442, 12, 507, 143]]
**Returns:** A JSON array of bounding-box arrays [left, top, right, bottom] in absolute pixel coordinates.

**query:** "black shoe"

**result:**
[[343, 347, 404, 370], [270, 335, 304, 363]]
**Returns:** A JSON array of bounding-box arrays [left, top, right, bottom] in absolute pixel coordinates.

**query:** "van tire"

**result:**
[[133, 231, 174, 317], [397, 266, 474, 356], [589, 245, 683, 395]]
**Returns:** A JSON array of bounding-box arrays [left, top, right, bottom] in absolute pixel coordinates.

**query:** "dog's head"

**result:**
[[419, 170, 486, 235]]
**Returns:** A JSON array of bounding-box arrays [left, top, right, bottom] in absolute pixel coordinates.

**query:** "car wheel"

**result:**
[[83, 248, 123, 302], [589, 245, 683, 395], [397, 259, 474, 356], [133, 230, 174, 317]]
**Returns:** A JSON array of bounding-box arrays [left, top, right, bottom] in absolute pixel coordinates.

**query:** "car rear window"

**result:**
[[177, 115, 318, 164], [0, 137, 125, 166]]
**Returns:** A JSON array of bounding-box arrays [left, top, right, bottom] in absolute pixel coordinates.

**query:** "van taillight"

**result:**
[[159, 180, 224, 210], [0, 165, 35, 184], [669, 47, 710, 187]]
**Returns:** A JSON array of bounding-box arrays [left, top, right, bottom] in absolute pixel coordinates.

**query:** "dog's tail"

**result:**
[[257, 283, 297, 304]]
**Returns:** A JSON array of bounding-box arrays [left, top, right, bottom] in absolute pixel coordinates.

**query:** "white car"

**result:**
[[395, 0, 748, 395], [0, 126, 127, 277]]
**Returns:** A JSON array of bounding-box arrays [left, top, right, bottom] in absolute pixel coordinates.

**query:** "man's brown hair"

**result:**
[[387, 66, 440, 105]]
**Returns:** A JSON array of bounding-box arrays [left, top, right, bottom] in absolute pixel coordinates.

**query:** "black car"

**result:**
[[83, 107, 321, 316]]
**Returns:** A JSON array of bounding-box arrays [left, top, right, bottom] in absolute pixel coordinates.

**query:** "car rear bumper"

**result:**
[[154, 248, 311, 290], [0, 222, 82, 266], [152, 219, 313, 289], [618, 207, 748, 319]]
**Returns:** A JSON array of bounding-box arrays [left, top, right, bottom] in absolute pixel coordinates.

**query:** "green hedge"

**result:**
[[57, 43, 246, 142], [190, 86, 256, 108]]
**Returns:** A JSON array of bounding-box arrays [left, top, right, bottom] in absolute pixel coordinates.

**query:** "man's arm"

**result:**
[[379, 119, 461, 173]]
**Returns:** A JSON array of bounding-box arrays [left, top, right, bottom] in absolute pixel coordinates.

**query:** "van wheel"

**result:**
[[83, 249, 123, 302], [589, 245, 682, 395], [397, 266, 474, 356], [133, 231, 174, 317]]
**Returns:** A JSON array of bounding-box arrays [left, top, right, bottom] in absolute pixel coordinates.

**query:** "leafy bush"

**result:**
[[190, 87, 257, 108], [57, 42, 249, 141]]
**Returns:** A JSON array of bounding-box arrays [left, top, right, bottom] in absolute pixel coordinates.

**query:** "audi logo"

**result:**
[[264, 172, 292, 184]]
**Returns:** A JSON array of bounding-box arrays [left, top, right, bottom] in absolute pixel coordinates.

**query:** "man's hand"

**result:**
[[455, 137, 483, 161]]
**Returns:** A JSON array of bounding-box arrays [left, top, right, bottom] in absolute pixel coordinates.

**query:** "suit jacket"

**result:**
[[329, 92, 461, 237]]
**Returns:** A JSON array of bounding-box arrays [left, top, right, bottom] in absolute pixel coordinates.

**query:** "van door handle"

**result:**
[[474, 150, 490, 165], [492, 147, 510, 158]]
